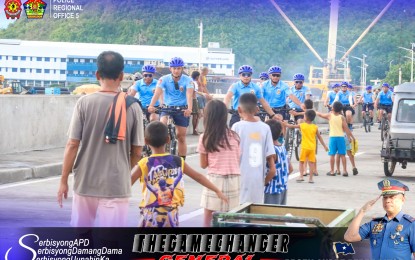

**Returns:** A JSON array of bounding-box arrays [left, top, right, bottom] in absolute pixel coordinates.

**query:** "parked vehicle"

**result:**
[[381, 82, 415, 176]]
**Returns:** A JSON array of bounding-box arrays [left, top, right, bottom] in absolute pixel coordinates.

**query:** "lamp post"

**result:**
[[336, 45, 349, 81], [389, 60, 394, 69], [350, 55, 367, 86], [398, 44, 414, 82], [198, 20, 203, 69]]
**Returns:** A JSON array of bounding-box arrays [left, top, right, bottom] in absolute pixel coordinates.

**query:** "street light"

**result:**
[[389, 60, 394, 69], [336, 46, 349, 81], [398, 44, 414, 82], [350, 54, 367, 86]]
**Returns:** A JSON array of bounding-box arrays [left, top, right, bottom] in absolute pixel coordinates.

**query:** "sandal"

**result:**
[[335, 171, 340, 175], [296, 179, 305, 182], [309, 180, 314, 183], [343, 172, 349, 177], [353, 168, 358, 175], [326, 172, 336, 176], [313, 172, 319, 176]]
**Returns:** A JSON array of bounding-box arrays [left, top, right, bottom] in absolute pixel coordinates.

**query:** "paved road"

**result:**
[[1, 126, 415, 228]]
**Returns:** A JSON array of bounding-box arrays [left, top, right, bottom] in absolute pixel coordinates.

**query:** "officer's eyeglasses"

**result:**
[[271, 74, 281, 77], [260, 77, 267, 81], [143, 74, 153, 78], [174, 82, 179, 90], [241, 73, 252, 78], [295, 81, 303, 84]]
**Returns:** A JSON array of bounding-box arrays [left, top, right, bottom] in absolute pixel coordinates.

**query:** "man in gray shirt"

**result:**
[[57, 51, 144, 227]]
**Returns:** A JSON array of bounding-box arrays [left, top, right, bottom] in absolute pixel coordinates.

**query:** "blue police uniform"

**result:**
[[359, 212, 415, 260], [358, 179, 415, 260], [262, 80, 291, 108], [335, 90, 355, 116], [378, 90, 393, 114], [328, 91, 337, 106], [135, 78, 159, 107], [157, 74, 193, 127], [229, 80, 263, 110], [288, 85, 311, 110], [228, 80, 263, 127], [362, 92, 374, 111], [157, 74, 193, 106]]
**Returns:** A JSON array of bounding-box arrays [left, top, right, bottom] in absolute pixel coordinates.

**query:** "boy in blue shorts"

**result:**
[[316, 101, 354, 176]]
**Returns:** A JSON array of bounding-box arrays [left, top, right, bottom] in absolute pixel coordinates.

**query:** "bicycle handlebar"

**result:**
[[155, 106, 186, 115]]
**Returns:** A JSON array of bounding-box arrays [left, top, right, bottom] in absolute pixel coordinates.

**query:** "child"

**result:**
[[286, 110, 328, 183], [316, 101, 355, 177], [231, 93, 276, 204], [198, 100, 241, 227], [264, 119, 293, 205], [131, 121, 227, 227]]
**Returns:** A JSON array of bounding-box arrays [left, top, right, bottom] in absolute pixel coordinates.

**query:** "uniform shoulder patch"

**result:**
[[403, 214, 415, 223]]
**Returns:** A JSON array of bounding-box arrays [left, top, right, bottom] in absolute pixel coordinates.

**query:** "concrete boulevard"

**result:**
[[1, 126, 415, 228]]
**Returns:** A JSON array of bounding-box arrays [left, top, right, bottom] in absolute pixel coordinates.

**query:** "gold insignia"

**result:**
[[396, 224, 403, 232], [372, 223, 383, 234], [383, 179, 391, 188]]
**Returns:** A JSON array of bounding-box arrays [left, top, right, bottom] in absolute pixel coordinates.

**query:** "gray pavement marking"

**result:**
[[0, 175, 63, 190]]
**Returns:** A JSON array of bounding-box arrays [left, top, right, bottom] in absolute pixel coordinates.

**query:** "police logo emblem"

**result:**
[[277, 89, 281, 95], [179, 86, 184, 92], [300, 92, 304, 97], [383, 179, 391, 188], [250, 90, 255, 94], [152, 89, 155, 94], [396, 224, 403, 232]]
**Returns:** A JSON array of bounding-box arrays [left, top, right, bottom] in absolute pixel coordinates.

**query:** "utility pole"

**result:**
[[198, 20, 203, 69]]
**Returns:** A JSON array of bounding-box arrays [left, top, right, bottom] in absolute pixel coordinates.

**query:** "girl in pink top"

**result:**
[[198, 100, 241, 227]]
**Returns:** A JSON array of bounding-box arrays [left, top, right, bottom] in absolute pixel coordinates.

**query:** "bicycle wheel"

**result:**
[[367, 114, 371, 132], [284, 128, 294, 160], [295, 130, 302, 161], [170, 126, 178, 155], [363, 114, 369, 133], [381, 116, 386, 141]]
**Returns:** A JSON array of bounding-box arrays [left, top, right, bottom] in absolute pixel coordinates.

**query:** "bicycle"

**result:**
[[378, 105, 390, 142], [141, 111, 152, 157], [362, 102, 373, 133], [155, 106, 184, 155], [284, 108, 302, 161]]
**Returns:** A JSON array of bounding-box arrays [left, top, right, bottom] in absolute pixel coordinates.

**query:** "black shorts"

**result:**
[[160, 106, 189, 127], [378, 104, 393, 114], [362, 103, 374, 112], [342, 105, 355, 116], [293, 108, 304, 121]]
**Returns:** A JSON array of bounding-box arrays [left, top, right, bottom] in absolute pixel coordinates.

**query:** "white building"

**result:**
[[0, 39, 235, 87]]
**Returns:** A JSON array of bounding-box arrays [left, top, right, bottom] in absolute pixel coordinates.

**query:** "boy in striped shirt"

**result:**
[[264, 120, 293, 205]]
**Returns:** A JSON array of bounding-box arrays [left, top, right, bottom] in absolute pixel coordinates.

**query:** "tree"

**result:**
[[384, 62, 412, 86]]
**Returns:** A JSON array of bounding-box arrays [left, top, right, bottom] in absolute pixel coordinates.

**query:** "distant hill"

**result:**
[[1, 0, 414, 84]]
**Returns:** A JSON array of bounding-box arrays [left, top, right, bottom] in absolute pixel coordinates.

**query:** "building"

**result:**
[[0, 39, 235, 87]]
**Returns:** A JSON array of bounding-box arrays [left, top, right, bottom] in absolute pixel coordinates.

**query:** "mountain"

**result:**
[[1, 0, 414, 84]]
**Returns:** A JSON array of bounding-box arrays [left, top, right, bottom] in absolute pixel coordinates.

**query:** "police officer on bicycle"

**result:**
[[334, 81, 355, 129], [223, 65, 277, 127], [324, 83, 340, 111], [288, 73, 311, 123], [359, 85, 375, 125], [148, 57, 193, 160], [262, 66, 304, 121], [375, 83, 394, 130], [129, 64, 161, 122]]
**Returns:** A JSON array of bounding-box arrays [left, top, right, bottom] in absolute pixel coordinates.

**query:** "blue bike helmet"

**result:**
[[382, 82, 390, 88], [293, 73, 305, 81], [340, 81, 349, 87], [238, 65, 253, 74], [348, 84, 353, 89], [259, 72, 269, 80], [142, 64, 156, 73], [169, 57, 185, 67], [366, 85, 372, 90], [332, 83, 340, 88], [268, 66, 282, 74]]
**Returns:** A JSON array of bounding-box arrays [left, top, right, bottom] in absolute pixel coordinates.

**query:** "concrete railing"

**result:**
[[0, 95, 362, 154]]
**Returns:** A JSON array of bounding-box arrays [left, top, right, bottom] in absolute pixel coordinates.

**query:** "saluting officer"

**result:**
[[344, 179, 415, 259]]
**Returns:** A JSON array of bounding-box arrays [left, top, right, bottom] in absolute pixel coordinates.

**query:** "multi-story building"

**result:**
[[0, 39, 235, 87]]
